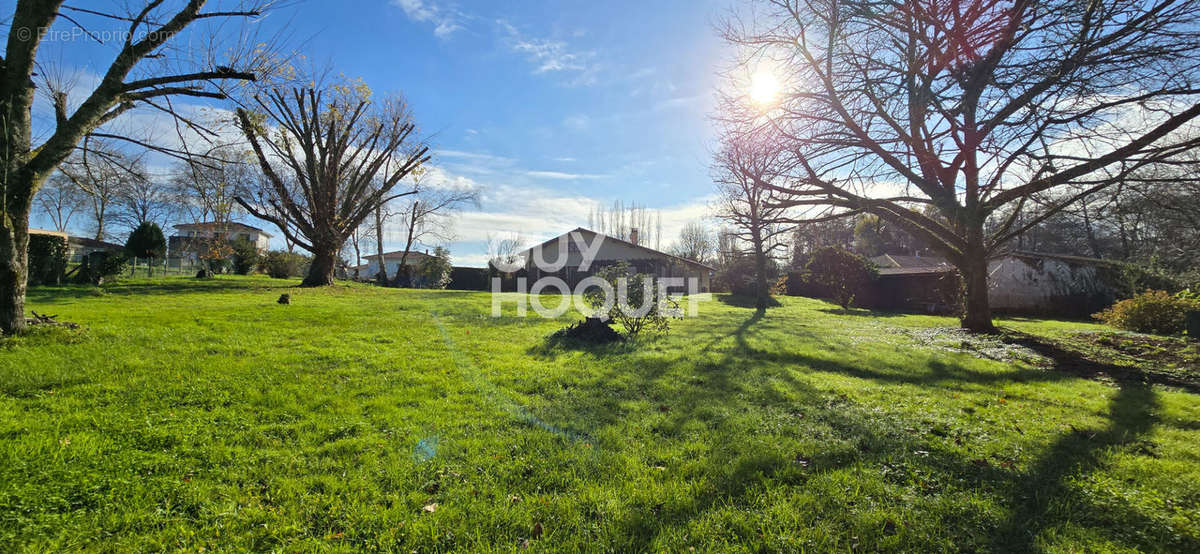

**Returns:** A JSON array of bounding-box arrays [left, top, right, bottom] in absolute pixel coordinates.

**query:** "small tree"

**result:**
[[583, 262, 680, 339], [230, 238, 263, 275], [806, 247, 877, 311], [416, 247, 452, 289], [124, 222, 166, 276], [263, 250, 306, 279]]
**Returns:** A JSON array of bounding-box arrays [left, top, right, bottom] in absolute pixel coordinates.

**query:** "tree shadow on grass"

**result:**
[[27, 278, 293, 304], [715, 294, 781, 309], [1003, 329, 1200, 393], [517, 309, 1193, 551], [816, 307, 909, 318]]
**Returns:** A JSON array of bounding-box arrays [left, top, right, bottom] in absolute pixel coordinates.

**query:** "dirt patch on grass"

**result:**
[[896, 326, 1199, 392], [895, 327, 1051, 365], [1067, 332, 1199, 384], [1005, 330, 1199, 392]]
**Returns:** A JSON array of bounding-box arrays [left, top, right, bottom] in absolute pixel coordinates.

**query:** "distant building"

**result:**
[[30, 228, 122, 262], [863, 251, 1121, 316], [519, 227, 713, 293], [357, 249, 433, 281], [168, 222, 272, 261]]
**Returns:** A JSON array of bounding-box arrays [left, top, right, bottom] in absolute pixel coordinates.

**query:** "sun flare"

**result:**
[[748, 69, 781, 107]]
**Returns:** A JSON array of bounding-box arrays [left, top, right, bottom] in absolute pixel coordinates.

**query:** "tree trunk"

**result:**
[[374, 205, 388, 285], [959, 248, 996, 333], [302, 247, 338, 287], [752, 229, 769, 312], [0, 213, 30, 335]]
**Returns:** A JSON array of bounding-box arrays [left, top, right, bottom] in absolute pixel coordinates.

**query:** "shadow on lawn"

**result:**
[[816, 307, 908, 318], [26, 278, 289, 304], [715, 294, 781, 309], [533, 309, 1191, 551]]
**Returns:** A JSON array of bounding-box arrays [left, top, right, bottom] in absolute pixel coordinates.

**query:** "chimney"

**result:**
[[630, 228, 639, 245]]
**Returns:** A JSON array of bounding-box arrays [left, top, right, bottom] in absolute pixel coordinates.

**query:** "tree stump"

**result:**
[[1187, 310, 1200, 341], [551, 317, 623, 343]]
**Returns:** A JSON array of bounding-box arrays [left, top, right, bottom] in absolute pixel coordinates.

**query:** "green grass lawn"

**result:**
[[2, 276, 1197, 552]]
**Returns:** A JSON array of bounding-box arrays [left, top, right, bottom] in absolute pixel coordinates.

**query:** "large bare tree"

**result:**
[[713, 129, 793, 311], [721, 0, 1200, 331], [0, 0, 268, 333], [234, 84, 430, 286]]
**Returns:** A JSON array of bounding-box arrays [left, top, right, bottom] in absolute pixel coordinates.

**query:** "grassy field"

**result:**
[[1, 276, 1197, 552]]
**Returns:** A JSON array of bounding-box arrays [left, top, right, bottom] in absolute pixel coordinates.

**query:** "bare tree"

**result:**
[[487, 232, 525, 272], [669, 221, 716, 264], [721, 0, 1200, 331], [171, 143, 253, 226], [391, 186, 480, 279], [0, 0, 270, 333], [234, 83, 430, 286], [34, 174, 86, 234], [58, 143, 145, 241], [343, 220, 375, 280], [587, 200, 661, 245], [713, 130, 793, 311]]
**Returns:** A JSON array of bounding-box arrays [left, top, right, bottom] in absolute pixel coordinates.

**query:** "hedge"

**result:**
[[28, 234, 68, 286]]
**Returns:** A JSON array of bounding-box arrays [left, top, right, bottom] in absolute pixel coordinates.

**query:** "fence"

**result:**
[[123, 257, 205, 278]]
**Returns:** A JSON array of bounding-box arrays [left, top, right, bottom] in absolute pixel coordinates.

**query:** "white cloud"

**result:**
[[563, 114, 590, 130], [497, 19, 597, 82], [523, 170, 604, 180], [370, 156, 717, 267], [392, 0, 463, 38]]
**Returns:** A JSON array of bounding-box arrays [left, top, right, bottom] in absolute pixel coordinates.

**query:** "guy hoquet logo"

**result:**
[[490, 231, 710, 318]]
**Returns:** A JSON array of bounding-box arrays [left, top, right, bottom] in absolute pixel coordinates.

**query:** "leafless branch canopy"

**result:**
[[719, 0, 1200, 265], [233, 83, 431, 285]]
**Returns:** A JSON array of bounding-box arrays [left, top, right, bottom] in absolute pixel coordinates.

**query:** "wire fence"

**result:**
[[122, 257, 205, 278]]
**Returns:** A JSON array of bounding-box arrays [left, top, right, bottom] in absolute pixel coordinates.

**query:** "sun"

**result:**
[[748, 69, 781, 107]]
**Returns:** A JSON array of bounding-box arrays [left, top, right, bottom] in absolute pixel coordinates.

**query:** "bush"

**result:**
[[582, 262, 680, 339], [263, 250, 306, 279], [1093, 290, 1200, 335], [447, 266, 488, 290], [230, 238, 262, 275], [805, 247, 878, 309], [713, 254, 780, 298], [75, 251, 128, 285], [781, 269, 831, 298], [28, 233, 68, 286], [124, 222, 166, 276], [416, 247, 452, 289]]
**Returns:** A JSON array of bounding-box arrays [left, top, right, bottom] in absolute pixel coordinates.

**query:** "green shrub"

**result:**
[[805, 246, 877, 309], [124, 222, 166, 276], [416, 246, 452, 289], [27, 233, 68, 286], [713, 254, 780, 298], [1093, 290, 1200, 335], [263, 250, 306, 279], [582, 262, 680, 339], [230, 238, 262, 275], [75, 251, 128, 285]]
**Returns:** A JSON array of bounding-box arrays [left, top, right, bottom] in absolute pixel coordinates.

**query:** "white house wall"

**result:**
[[987, 256, 1113, 311]]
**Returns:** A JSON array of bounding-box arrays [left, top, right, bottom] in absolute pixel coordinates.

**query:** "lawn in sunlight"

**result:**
[[1, 276, 1197, 551]]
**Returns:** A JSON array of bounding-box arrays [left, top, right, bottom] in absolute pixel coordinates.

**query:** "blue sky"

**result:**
[[19, 0, 734, 266]]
